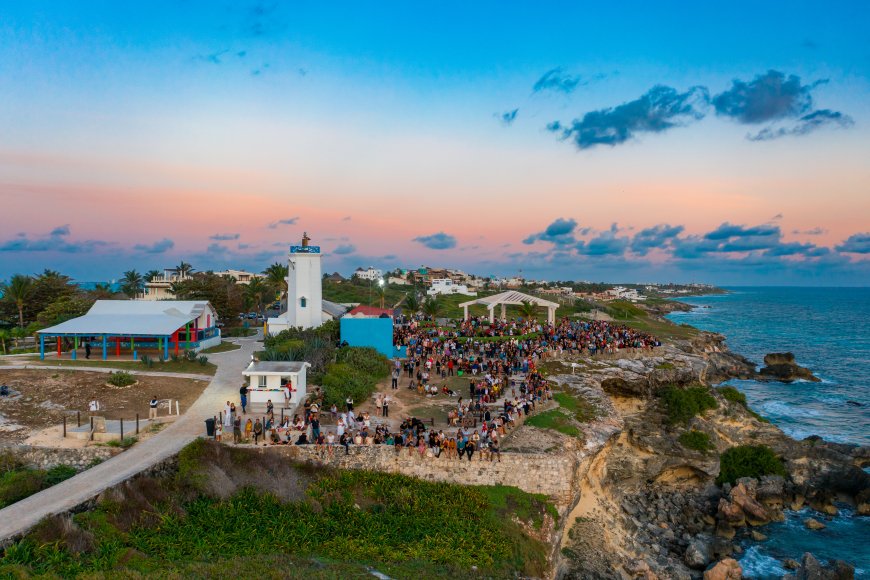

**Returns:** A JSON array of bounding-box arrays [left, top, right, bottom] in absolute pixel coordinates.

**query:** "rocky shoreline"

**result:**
[[546, 330, 868, 579]]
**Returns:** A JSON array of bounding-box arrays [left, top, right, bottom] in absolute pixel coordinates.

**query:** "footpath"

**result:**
[[0, 335, 258, 542]]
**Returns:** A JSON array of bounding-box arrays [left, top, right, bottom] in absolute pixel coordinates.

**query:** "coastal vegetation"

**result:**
[[716, 445, 787, 485], [659, 386, 718, 424], [718, 386, 769, 422], [0, 440, 553, 578], [678, 430, 714, 453], [198, 340, 241, 354], [525, 391, 599, 439], [106, 371, 136, 388], [525, 409, 582, 438], [0, 454, 76, 509]]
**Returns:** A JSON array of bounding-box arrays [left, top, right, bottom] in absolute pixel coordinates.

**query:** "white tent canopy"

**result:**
[[458, 291, 559, 324]]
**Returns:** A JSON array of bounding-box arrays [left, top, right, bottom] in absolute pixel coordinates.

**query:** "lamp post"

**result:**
[[378, 278, 385, 309]]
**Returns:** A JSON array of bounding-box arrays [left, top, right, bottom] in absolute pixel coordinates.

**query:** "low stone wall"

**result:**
[[0, 445, 122, 471], [248, 444, 582, 506]]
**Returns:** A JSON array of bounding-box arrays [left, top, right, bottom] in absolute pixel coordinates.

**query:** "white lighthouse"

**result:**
[[266, 232, 324, 334]]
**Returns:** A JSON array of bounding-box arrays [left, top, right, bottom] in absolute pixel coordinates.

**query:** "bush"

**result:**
[[198, 355, 209, 366], [678, 430, 714, 452], [106, 437, 138, 449], [140, 354, 154, 368], [318, 347, 391, 408], [43, 465, 77, 486], [107, 371, 136, 388], [716, 445, 786, 485], [718, 386, 769, 423], [184, 350, 197, 362], [170, 354, 180, 363], [660, 386, 717, 424]]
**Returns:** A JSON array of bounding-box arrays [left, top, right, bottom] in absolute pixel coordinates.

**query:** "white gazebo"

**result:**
[[459, 291, 559, 324]]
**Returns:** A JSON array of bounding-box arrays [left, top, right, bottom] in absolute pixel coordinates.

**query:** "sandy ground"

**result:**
[[0, 369, 208, 444]]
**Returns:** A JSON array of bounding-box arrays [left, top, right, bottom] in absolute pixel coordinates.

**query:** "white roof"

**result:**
[[38, 300, 212, 336], [458, 290, 559, 309], [243, 361, 310, 375]]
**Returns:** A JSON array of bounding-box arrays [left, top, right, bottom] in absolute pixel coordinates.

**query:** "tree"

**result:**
[[0, 328, 9, 355], [422, 297, 441, 320], [171, 273, 243, 324], [120, 270, 144, 298], [518, 301, 538, 320], [1, 274, 33, 327], [144, 270, 161, 283], [88, 283, 114, 300], [404, 292, 420, 314], [176, 262, 194, 277], [263, 263, 289, 307], [36, 295, 95, 327], [245, 277, 268, 314]]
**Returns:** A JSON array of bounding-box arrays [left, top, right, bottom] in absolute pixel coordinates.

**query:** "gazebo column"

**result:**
[[174, 330, 179, 355], [185, 323, 190, 349], [116, 337, 121, 357], [102, 335, 107, 360], [488, 306, 495, 324], [500, 304, 506, 321], [39, 335, 45, 360], [131, 337, 136, 360], [548, 306, 555, 325], [71, 336, 77, 360], [164, 335, 169, 360], [463, 305, 469, 320], [56, 337, 61, 358]]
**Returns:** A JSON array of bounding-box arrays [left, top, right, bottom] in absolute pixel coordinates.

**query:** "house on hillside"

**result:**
[[353, 267, 382, 281]]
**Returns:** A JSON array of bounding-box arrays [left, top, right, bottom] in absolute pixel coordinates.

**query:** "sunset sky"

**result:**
[[1, 1, 868, 285]]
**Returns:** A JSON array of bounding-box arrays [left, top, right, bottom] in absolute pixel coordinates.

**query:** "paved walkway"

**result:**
[[0, 335, 259, 542]]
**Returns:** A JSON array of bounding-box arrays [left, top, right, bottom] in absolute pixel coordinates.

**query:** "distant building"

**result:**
[[427, 278, 477, 297], [353, 267, 383, 281], [324, 272, 346, 284], [606, 286, 646, 302], [138, 268, 190, 301], [387, 276, 410, 285], [215, 269, 263, 285]]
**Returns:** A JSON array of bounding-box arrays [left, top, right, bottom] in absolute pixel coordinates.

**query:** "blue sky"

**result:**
[[0, 1, 868, 285]]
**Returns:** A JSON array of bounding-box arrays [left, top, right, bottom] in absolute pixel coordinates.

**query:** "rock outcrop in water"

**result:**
[[782, 552, 855, 580], [758, 352, 821, 383]]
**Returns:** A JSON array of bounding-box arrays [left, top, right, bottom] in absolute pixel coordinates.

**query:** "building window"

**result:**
[[257, 376, 267, 388], [300, 297, 307, 308]]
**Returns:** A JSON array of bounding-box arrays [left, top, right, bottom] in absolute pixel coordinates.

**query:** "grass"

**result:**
[[678, 430, 715, 452], [106, 371, 136, 387], [655, 362, 676, 370], [199, 341, 241, 354], [716, 444, 787, 485], [659, 385, 718, 424], [105, 436, 138, 449], [553, 391, 599, 423], [718, 386, 769, 423], [27, 357, 217, 375], [220, 326, 258, 338], [0, 441, 554, 579], [525, 409, 581, 438]]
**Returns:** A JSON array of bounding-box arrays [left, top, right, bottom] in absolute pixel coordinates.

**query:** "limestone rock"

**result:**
[[703, 557, 742, 580], [804, 517, 826, 530], [782, 552, 855, 580], [750, 530, 767, 541], [758, 352, 820, 383], [684, 535, 714, 569]]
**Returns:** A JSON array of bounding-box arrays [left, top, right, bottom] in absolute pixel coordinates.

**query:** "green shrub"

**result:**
[[334, 346, 391, 380], [43, 465, 77, 486], [716, 444, 786, 485], [660, 386, 717, 424], [553, 392, 599, 423], [718, 386, 769, 423], [140, 354, 154, 368], [106, 371, 136, 388], [525, 409, 581, 438], [0, 470, 44, 509], [678, 430, 714, 452], [184, 350, 197, 362], [197, 355, 209, 366], [106, 437, 138, 449], [170, 354, 180, 363]]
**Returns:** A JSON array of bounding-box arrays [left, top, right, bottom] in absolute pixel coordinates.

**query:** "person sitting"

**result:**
[[295, 432, 309, 445]]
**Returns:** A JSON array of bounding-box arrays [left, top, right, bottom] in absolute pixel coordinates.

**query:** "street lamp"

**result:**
[[378, 278, 385, 309]]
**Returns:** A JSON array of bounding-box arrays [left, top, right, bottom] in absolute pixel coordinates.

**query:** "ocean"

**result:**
[[666, 287, 869, 578]]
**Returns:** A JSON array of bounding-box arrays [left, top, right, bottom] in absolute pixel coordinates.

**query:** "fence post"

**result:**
[[176, 400, 179, 415], [120, 418, 124, 441], [136, 413, 139, 434], [219, 411, 222, 425], [77, 411, 81, 427], [90, 416, 94, 441], [63, 416, 66, 438]]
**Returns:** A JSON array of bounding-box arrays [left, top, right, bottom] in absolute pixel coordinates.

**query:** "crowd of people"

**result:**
[[215, 314, 655, 459]]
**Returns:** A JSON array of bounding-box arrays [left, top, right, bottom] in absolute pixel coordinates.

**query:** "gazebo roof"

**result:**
[[458, 290, 559, 309]]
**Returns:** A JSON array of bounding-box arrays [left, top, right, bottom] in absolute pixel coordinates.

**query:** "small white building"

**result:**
[[427, 278, 477, 297], [242, 361, 311, 407], [354, 267, 383, 281], [607, 286, 646, 302], [215, 269, 264, 285]]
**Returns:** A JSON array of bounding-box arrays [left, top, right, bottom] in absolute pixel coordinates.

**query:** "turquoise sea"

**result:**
[[667, 287, 869, 579]]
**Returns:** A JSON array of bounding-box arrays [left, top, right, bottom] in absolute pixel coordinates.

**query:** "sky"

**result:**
[[0, 1, 868, 286]]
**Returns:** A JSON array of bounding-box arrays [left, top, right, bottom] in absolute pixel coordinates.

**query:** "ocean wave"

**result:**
[[738, 545, 787, 579]]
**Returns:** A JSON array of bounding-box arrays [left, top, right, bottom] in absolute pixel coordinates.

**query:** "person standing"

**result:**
[[149, 396, 159, 420], [391, 368, 399, 389], [346, 396, 354, 412], [84, 340, 91, 360], [239, 383, 248, 414], [233, 416, 242, 444], [382, 395, 390, 418]]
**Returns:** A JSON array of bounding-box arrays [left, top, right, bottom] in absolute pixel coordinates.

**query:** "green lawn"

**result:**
[[25, 357, 217, 375], [199, 341, 241, 354], [525, 409, 581, 438]]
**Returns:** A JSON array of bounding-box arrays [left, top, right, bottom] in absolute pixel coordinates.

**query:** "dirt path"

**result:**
[[0, 334, 260, 543]]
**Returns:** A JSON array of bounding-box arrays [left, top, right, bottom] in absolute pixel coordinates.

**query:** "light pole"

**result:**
[[378, 278, 385, 309]]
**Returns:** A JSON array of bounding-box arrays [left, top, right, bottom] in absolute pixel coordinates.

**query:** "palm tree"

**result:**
[[144, 269, 161, 283], [2, 274, 33, 327], [90, 282, 114, 299], [422, 297, 441, 320], [404, 292, 421, 314], [120, 270, 144, 297], [518, 300, 538, 321], [0, 328, 9, 355], [262, 263, 289, 307], [245, 277, 268, 314], [176, 261, 194, 278]]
